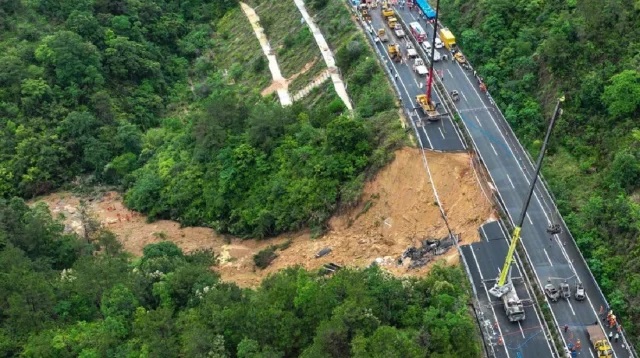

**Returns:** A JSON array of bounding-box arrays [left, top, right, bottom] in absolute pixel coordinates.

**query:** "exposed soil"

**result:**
[[261, 60, 317, 96], [33, 148, 494, 287]]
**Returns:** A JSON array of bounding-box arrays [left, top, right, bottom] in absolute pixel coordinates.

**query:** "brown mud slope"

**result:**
[[33, 148, 494, 287]]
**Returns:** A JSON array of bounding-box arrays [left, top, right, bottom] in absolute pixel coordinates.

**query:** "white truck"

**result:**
[[393, 23, 405, 38], [413, 58, 427, 76], [405, 42, 418, 58], [431, 50, 441, 62]]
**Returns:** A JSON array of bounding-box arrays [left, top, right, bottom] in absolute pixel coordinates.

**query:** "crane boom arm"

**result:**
[[498, 226, 521, 286]]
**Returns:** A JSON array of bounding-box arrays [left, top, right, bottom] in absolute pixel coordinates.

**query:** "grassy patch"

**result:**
[[289, 58, 326, 94], [213, 7, 271, 90], [248, 0, 322, 78]]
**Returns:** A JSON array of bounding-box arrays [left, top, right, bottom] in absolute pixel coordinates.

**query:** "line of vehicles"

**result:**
[[367, 1, 472, 122], [356, 2, 618, 356], [544, 280, 585, 302]]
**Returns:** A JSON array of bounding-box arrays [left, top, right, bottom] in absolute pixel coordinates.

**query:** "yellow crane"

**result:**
[[489, 97, 565, 321]]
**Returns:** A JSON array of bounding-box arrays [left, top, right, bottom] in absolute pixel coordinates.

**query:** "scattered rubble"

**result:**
[[31, 148, 495, 287], [399, 235, 457, 269]]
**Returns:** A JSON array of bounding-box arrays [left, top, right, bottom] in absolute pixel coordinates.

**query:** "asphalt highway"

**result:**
[[384, 5, 637, 357], [461, 221, 553, 358], [364, 9, 465, 151]]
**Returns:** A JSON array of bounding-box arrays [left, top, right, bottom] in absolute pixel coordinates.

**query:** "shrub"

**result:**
[[253, 246, 278, 269]]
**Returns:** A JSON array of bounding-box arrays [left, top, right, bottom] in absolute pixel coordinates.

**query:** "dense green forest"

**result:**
[[440, 0, 640, 344], [0, 199, 480, 357], [0, 0, 404, 239]]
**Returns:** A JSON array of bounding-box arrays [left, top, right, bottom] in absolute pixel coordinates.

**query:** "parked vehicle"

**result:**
[[438, 28, 457, 51], [545, 282, 560, 302], [586, 325, 613, 358], [378, 28, 388, 42], [406, 42, 418, 58], [421, 41, 432, 52], [560, 281, 571, 300], [413, 58, 427, 76], [575, 282, 585, 301], [431, 50, 441, 62], [409, 22, 427, 43]]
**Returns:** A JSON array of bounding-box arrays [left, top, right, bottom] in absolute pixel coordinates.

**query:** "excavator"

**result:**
[[415, 57, 440, 121], [488, 97, 565, 322], [387, 43, 401, 62]]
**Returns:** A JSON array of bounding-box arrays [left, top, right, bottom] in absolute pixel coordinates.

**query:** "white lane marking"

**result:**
[[460, 91, 469, 102], [506, 174, 516, 189], [376, 41, 436, 150], [375, 12, 610, 357], [543, 248, 553, 266], [447, 68, 453, 78], [529, 187, 621, 356], [490, 142, 499, 156], [480, 225, 489, 241], [567, 299, 576, 316], [589, 348, 595, 358], [475, 115, 483, 128], [526, 213, 533, 226], [518, 321, 525, 338], [469, 247, 512, 358], [457, 63, 521, 164], [438, 127, 445, 139], [420, 124, 433, 149]]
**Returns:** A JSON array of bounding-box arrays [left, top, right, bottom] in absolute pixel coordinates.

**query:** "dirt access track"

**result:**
[[34, 148, 495, 287]]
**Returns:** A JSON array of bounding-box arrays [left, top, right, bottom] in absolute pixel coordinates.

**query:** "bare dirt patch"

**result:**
[[33, 148, 494, 287], [261, 59, 317, 96]]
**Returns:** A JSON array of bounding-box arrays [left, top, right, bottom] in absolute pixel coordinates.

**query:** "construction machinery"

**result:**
[[377, 28, 388, 42], [488, 97, 565, 322], [454, 52, 466, 65], [413, 58, 427, 76], [387, 43, 401, 62], [381, 6, 394, 19], [415, 94, 439, 119], [386, 16, 397, 28], [359, 4, 372, 21], [587, 325, 613, 358]]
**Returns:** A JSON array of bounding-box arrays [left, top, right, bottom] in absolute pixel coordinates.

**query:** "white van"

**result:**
[[432, 50, 441, 62], [421, 41, 432, 52], [434, 38, 443, 49]]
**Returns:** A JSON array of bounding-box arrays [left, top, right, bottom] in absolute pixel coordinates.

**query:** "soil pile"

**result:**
[[33, 147, 494, 287]]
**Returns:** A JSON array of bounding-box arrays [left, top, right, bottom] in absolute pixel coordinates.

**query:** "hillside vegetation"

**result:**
[[0, 0, 404, 238], [123, 0, 403, 238], [0, 199, 481, 357], [440, 0, 640, 344]]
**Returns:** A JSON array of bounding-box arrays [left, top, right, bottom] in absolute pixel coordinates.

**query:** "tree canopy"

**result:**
[[440, 0, 640, 344], [0, 200, 481, 357]]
